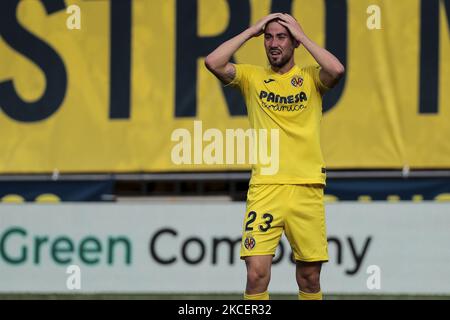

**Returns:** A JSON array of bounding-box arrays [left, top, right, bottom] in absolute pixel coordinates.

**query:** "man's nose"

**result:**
[[270, 39, 280, 48], [270, 44, 280, 50]]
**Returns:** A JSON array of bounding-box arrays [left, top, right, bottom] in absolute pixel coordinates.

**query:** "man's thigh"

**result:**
[[284, 184, 329, 262], [240, 185, 285, 259]]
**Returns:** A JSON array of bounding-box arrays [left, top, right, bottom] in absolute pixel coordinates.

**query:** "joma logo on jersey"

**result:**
[[259, 91, 307, 104]]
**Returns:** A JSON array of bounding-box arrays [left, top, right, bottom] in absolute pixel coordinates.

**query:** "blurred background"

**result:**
[[0, 0, 449, 299]]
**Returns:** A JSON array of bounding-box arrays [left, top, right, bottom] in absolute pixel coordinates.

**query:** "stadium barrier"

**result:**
[[1, 202, 449, 295]]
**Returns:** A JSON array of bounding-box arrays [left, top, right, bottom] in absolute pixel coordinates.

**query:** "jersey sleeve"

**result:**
[[303, 65, 330, 94], [226, 64, 253, 95]]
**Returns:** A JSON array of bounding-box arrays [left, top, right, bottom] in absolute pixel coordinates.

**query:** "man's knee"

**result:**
[[297, 263, 322, 292], [245, 256, 272, 289], [247, 266, 270, 285], [298, 271, 320, 285]]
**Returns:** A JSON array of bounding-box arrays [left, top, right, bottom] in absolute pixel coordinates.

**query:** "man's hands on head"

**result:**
[[247, 13, 284, 38], [248, 13, 305, 47], [205, 12, 344, 88], [204, 13, 285, 85], [276, 14, 306, 46]]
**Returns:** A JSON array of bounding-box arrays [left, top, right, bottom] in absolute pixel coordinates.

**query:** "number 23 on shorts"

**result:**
[[244, 211, 274, 232]]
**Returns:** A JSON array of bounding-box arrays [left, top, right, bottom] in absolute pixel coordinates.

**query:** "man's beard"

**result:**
[[267, 53, 291, 68]]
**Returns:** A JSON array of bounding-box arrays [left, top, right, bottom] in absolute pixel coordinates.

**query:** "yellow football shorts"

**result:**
[[240, 184, 329, 262]]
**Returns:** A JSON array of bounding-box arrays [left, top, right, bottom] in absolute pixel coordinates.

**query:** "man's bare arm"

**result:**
[[278, 14, 345, 89], [204, 31, 251, 84], [205, 13, 283, 84]]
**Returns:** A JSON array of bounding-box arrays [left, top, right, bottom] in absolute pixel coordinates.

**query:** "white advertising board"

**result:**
[[0, 203, 449, 294]]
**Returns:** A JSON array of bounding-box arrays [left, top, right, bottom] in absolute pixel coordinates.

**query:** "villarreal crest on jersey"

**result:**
[[228, 64, 329, 185]]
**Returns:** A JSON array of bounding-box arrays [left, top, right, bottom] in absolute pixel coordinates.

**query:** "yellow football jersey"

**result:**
[[228, 64, 329, 185]]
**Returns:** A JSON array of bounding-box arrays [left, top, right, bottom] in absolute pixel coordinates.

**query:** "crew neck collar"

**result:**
[[267, 64, 299, 78]]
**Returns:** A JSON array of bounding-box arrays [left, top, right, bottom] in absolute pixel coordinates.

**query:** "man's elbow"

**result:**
[[204, 55, 212, 70], [333, 64, 345, 80], [322, 64, 345, 89], [204, 55, 217, 72]]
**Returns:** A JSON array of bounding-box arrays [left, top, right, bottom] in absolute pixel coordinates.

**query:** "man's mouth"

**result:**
[[270, 50, 281, 57]]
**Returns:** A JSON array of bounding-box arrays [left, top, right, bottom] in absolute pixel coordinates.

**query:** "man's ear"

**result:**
[[289, 33, 300, 48]]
